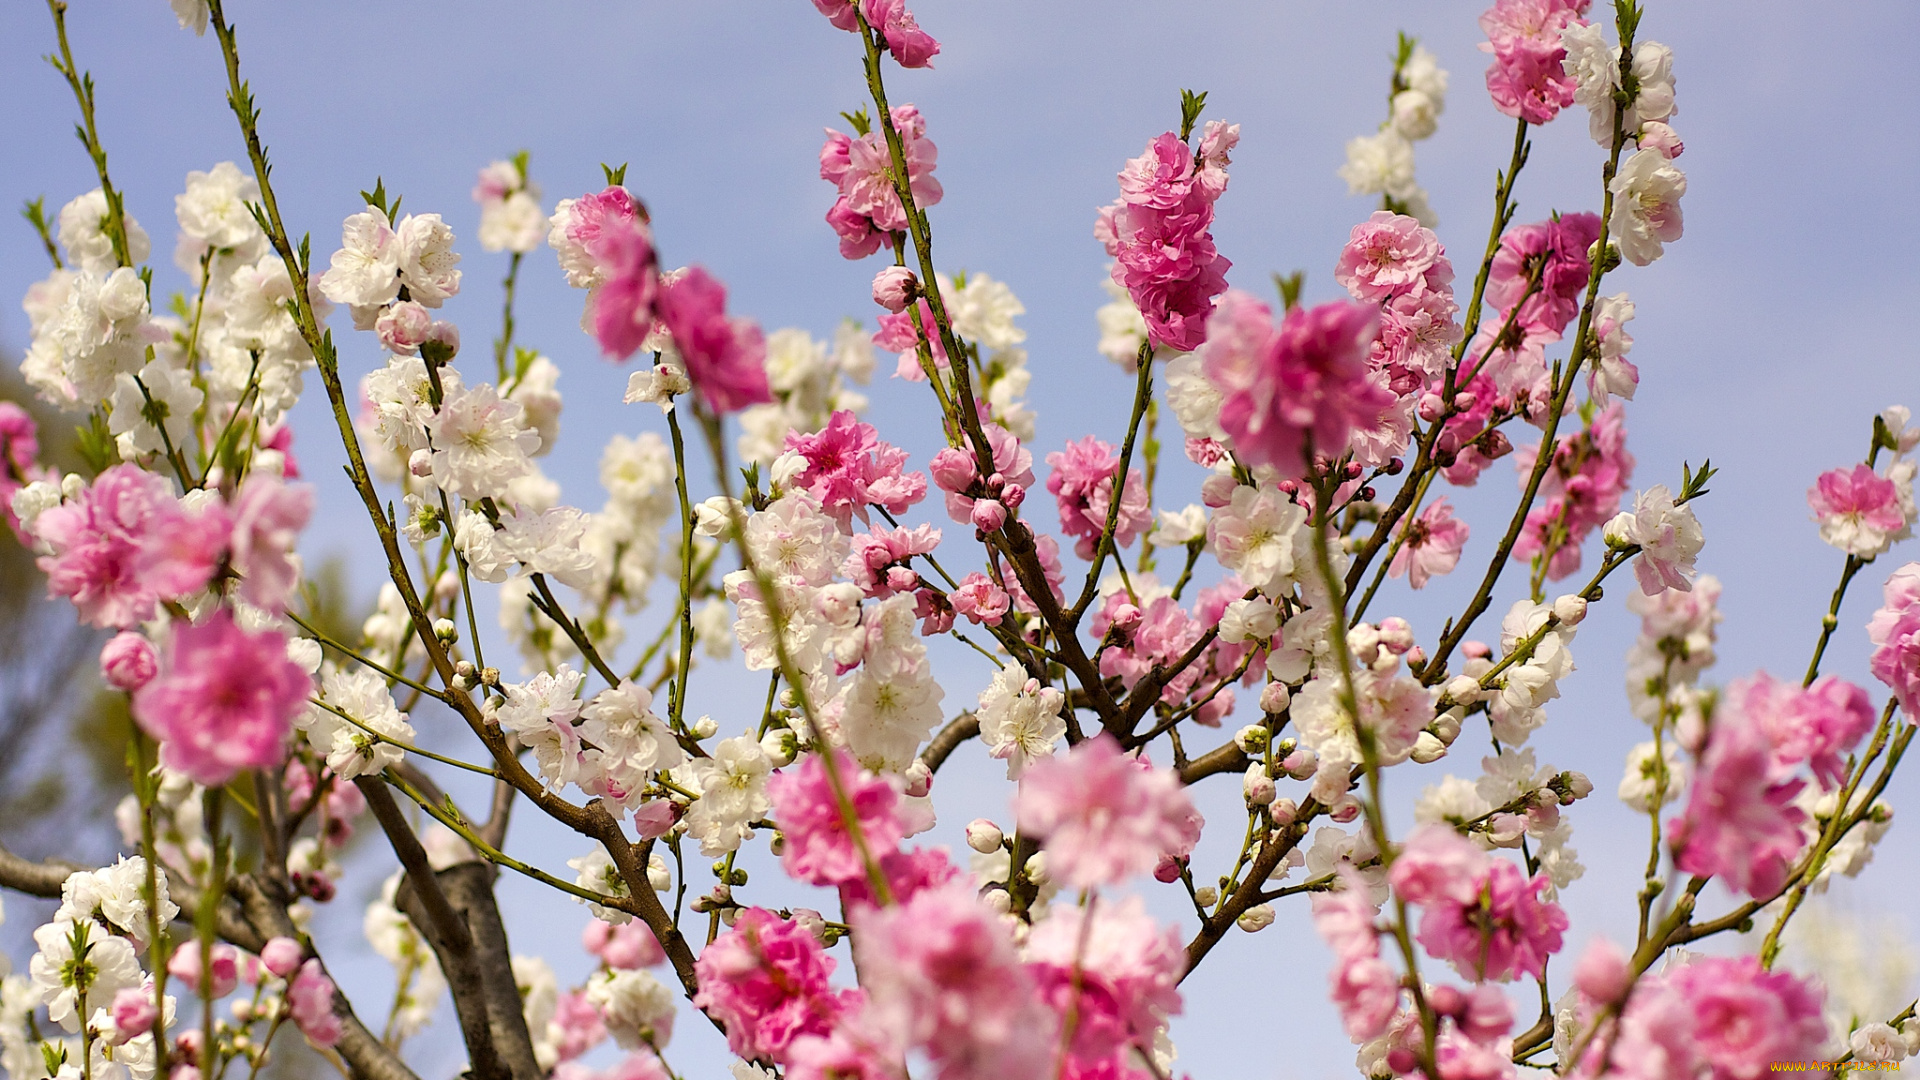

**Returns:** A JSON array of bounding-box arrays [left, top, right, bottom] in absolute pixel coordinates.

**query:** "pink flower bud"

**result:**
[[374, 300, 432, 353], [1572, 938, 1631, 1004], [965, 819, 1004, 853], [1000, 482, 1026, 508], [1638, 121, 1684, 159], [1243, 764, 1276, 806], [599, 922, 666, 970], [169, 940, 239, 998], [260, 937, 304, 980], [1153, 854, 1184, 883], [1259, 681, 1291, 714], [1462, 640, 1492, 660], [885, 565, 919, 593], [109, 987, 157, 1045], [902, 760, 933, 798], [1376, 617, 1414, 655], [1418, 392, 1448, 422], [928, 447, 976, 493], [1282, 747, 1317, 780], [100, 632, 157, 691], [871, 266, 916, 313], [1426, 984, 1465, 1017], [425, 319, 460, 356], [408, 448, 434, 477], [1200, 473, 1238, 508], [1109, 603, 1143, 633], [971, 498, 1007, 533], [1328, 795, 1362, 823]]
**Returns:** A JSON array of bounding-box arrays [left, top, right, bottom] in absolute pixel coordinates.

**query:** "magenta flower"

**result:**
[[551, 185, 643, 288], [1668, 701, 1808, 898], [99, 631, 158, 691], [1014, 734, 1202, 889], [1808, 463, 1907, 558], [1510, 402, 1635, 581], [1484, 213, 1602, 338], [133, 609, 312, 787], [1390, 497, 1469, 588], [862, 0, 939, 68], [590, 222, 660, 361], [1202, 291, 1391, 480], [766, 748, 905, 887], [821, 105, 942, 259], [786, 411, 928, 530], [1025, 896, 1184, 1066], [693, 907, 860, 1064], [1096, 130, 1234, 352], [32, 465, 227, 629], [838, 845, 960, 909], [655, 266, 773, 414]]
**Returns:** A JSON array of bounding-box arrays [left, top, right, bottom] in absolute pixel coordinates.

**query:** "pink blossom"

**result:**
[[100, 631, 158, 691], [1311, 870, 1399, 1041], [552, 186, 642, 288], [1638, 120, 1686, 159], [928, 423, 1034, 526], [1575, 956, 1827, 1080], [786, 411, 928, 530], [1045, 436, 1149, 560], [1410, 854, 1567, 983], [1373, 289, 1463, 384], [1003, 531, 1066, 616], [1808, 463, 1907, 557], [590, 222, 660, 361], [784, 1014, 902, 1080], [821, 105, 942, 258], [31, 465, 227, 629], [1390, 498, 1470, 588], [550, 990, 607, 1062], [1571, 938, 1630, 1005], [0, 401, 49, 541], [1510, 402, 1635, 581], [948, 573, 1010, 626], [169, 940, 240, 998], [1868, 563, 1920, 719], [228, 475, 313, 613], [1097, 131, 1233, 351], [108, 987, 157, 1043], [1669, 703, 1808, 898], [839, 845, 961, 909], [1484, 214, 1602, 338], [1203, 292, 1391, 479], [1478, 0, 1589, 124], [767, 749, 906, 886], [655, 266, 772, 414], [1390, 825, 1487, 907], [853, 881, 1053, 1080], [583, 920, 665, 970], [1335, 211, 1454, 302], [843, 522, 942, 597], [259, 937, 304, 980], [287, 959, 343, 1048], [1014, 734, 1202, 889], [693, 907, 859, 1063], [1025, 896, 1184, 1066], [862, 0, 939, 67], [1725, 671, 1877, 790], [809, 0, 861, 31], [871, 266, 915, 312], [133, 610, 312, 787]]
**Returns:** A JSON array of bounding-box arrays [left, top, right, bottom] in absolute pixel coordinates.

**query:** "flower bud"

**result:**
[[1417, 392, 1448, 422], [1552, 594, 1588, 625], [1444, 675, 1483, 706], [902, 760, 933, 798], [1233, 724, 1269, 754], [1109, 603, 1143, 633], [692, 715, 719, 739], [1270, 797, 1299, 826], [760, 728, 797, 768], [1243, 763, 1276, 806], [100, 632, 158, 691], [770, 450, 807, 490], [1410, 731, 1448, 764], [1328, 795, 1362, 824], [1259, 681, 1291, 714], [408, 448, 434, 477], [885, 565, 919, 593], [971, 498, 1008, 533], [1200, 473, 1239, 508], [980, 888, 1013, 915], [965, 819, 1005, 854], [871, 266, 916, 313], [433, 618, 458, 643], [1193, 886, 1218, 908], [1282, 747, 1317, 780], [1000, 483, 1026, 509], [1376, 617, 1414, 654], [109, 987, 158, 1045], [1236, 904, 1276, 932], [1153, 854, 1184, 883], [260, 937, 305, 980]]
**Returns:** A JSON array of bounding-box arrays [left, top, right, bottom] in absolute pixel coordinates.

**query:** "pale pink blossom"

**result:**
[[1609, 148, 1687, 267], [766, 749, 905, 887], [1394, 825, 1566, 982], [1390, 498, 1469, 588], [1570, 937, 1630, 1005], [133, 610, 312, 786], [1045, 436, 1149, 560], [928, 423, 1033, 526], [583, 920, 665, 970], [1311, 869, 1399, 1041], [785, 411, 927, 529], [168, 940, 241, 997], [1026, 896, 1184, 1066], [1202, 292, 1390, 479], [862, 0, 939, 67], [948, 573, 1010, 626], [1725, 671, 1877, 790], [1808, 463, 1906, 558], [1014, 734, 1202, 889], [821, 105, 942, 259], [656, 266, 772, 414], [1478, 0, 1589, 124], [1511, 403, 1635, 581], [843, 522, 943, 597], [260, 937, 304, 980], [228, 475, 313, 612], [107, 986, 157, 1043], [871, 266, 915, 312], [1334, 211, 1453, 302], [31, 465, 228, 629], [692, 907, 859, 1063], [1571, 956, 1827, 1080]]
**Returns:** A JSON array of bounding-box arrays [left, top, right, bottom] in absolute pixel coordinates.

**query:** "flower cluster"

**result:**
[[1095, 122, 1237, 352]]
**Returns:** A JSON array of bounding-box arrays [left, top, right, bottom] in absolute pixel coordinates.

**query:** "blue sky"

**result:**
[[3, 1, 1918, 1077]]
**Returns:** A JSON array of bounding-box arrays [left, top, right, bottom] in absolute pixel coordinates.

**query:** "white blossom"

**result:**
[[1207, 485, 1306, 596], [975, 663, 1065, 778], [426, 383, 541, 500], [54, 857, 175, 949], [30, 921, 142, 1033], [174, 162, 264, 257], [108, 361, 202, 459], [1618, 740, 1685, 811], [302, 666, 415, 779], [1608, 149, 1687, 267], [940, 272, 1026, 352], [1338, 129, 1415, 200], [318, 207, 402, 308], [681, 735, 772, 856], [567, 846, 634, 925], [586, 968, 676, 1050], [492, 666, 588, 790], [394, 213, 462, 307], [57, 189, 151, 274]]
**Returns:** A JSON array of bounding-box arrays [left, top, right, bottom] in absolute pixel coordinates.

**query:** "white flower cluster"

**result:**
[[1338, 45, 1448, 225], [299, 665, 417, 780], [1415, 747, 1592, 897]]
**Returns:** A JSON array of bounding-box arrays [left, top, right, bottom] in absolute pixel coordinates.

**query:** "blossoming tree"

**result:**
[[2, 1, 1917, 1079]]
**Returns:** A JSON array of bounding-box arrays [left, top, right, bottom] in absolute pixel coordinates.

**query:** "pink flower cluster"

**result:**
[[0, 402, 51, 541], [1045, 436, 1149, 560], [288, 960, 344, 1048], [809, 0, 939, 68], [1201, 292, 1392, 480], [1510, 401, 1634, 581], [1025, 897, 1184, 1073], [1312, 869, 1399, 1041], [766, 748, 907, 887], [928, 423, 1032, 535], [843, 521, 942, 598], [1468, 213, 1602, 423], [1095, 123, 1237, 352], [1013, 735, 1202, 889], [1869, 563, 1920, 719], [133, 609, 313, 786], [1671, 671, 1875, 896], [1478, 0, 1591, 124], [1567, 954, 1827, 1080], [1336, 211, 1461, 390], [1391, 825, 1568, 983], [821, 105, 943, 260], [786, 411, 928, 529], [31, 466, 313, 629], [1808, 463, 1909, 558], [693, 907, 861, 1064], [584, 919, 666, 971], [1088, 578, 1260, 727]]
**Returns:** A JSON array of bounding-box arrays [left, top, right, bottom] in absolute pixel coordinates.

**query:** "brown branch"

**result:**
[[919, 712, 980, 774]]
